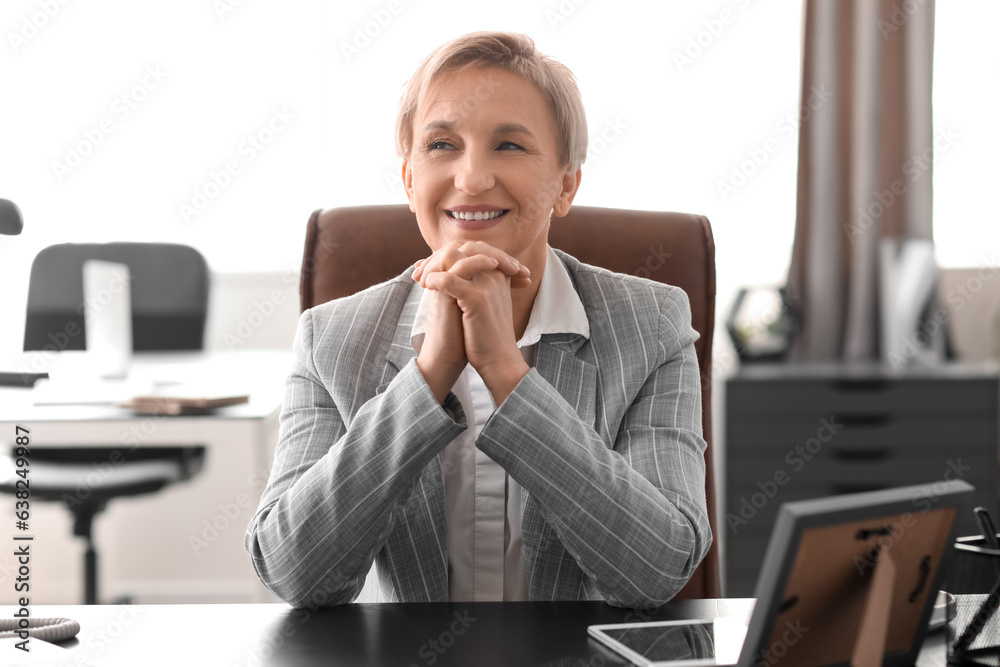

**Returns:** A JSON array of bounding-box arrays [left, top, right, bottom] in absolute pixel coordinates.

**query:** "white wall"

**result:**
[[1, 0, 808, 361], [3, 1, 995, 360]]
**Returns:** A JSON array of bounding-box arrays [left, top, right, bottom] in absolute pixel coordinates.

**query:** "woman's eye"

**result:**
[[497, 141, 523, 151], [427, 140, 452, 150]]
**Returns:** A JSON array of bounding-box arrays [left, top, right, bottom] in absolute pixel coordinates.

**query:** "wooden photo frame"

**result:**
[[738, 479, 973, 667]]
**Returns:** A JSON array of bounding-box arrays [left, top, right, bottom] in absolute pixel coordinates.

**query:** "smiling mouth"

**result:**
[[446, 209, 509, 221]]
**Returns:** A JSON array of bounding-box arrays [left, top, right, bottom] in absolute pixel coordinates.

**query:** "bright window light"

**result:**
[[2, 2, 990, 357]]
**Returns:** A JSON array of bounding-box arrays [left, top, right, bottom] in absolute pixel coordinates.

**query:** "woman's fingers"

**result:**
[[509, 274, 532, 290], [443, 255, 500, 281], [421, 270, 462, 298], [415, 247, 468, 284], [411, 258, 426, 280], [412, 241, 530, 283], [456, 241, 524, 277]]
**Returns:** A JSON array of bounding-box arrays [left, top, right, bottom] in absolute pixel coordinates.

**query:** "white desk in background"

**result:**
[[0, 350, 292, 605]]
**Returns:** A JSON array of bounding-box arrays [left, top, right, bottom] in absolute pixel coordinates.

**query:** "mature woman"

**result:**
[[245, 31, 711, 608]]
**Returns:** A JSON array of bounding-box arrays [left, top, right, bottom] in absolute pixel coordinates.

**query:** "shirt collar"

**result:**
[[410, 245, 590, 353]]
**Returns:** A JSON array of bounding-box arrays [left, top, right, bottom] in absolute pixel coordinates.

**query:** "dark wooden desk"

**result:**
[[4, 600, 947, 666]]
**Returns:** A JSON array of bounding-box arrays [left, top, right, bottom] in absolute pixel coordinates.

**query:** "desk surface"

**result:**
[[0, 351, 292, 606], [0, 350, 291, 425], [2, 600, 947, 666]]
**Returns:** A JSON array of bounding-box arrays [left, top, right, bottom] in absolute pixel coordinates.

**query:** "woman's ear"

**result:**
[[402, 159, 415, 212], [552, 167, 582, 217]]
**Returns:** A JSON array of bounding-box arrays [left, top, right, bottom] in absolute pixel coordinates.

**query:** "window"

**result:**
[[0, 0, 803, 358]]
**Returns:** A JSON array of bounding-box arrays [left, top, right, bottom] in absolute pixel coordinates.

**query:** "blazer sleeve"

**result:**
[[475, 286, 711, 608], [244, 307, 466, 607]]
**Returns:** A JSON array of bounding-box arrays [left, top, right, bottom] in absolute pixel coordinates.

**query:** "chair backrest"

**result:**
[[24, 242, 209, 352], [299, 204, 720, 599]]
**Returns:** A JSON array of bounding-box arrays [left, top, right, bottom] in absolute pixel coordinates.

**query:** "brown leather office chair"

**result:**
[[299, 204, 720, 600]]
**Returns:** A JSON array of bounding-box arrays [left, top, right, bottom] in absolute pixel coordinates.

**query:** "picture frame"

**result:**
[[738, 479, 973, 667]]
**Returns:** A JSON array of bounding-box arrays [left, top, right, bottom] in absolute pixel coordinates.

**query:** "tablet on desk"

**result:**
[[589, 480, 973, 667], [589, 618, 747, 666]]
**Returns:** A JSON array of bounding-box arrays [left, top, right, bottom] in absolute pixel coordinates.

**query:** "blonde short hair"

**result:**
[[395, 31, 588, 170]]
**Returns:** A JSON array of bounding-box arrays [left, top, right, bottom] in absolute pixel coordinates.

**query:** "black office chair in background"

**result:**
[[0, 243, 210, 604]]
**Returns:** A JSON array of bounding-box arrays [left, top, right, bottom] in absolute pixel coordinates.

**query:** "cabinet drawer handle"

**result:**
[[833, 414, 890, 427], [831, 483, 886, 495], [832, 379, 890, 392], [830, 447, 892, 462]]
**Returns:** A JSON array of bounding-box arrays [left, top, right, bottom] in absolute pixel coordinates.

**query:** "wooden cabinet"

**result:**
[[724, 363, 1000, 597]]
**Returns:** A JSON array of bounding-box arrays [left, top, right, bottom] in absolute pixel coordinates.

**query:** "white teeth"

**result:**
[[449, 210, 505, 221]]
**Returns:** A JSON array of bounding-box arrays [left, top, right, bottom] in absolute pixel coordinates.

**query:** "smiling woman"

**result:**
[[245, 31, 712, 609]]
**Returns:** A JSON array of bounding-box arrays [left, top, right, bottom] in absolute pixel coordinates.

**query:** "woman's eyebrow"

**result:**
[[494, 123, 534, 138], [421, 120, 536, 139], [422, 120, 454, 132]]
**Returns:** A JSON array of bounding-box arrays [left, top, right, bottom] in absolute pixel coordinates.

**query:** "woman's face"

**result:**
[[402, 67, 581, 265]]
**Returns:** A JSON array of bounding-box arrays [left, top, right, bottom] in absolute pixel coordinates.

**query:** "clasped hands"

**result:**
[[411, 240, 532, 407]]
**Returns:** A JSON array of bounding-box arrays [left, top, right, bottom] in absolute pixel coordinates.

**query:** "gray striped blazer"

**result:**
[[245, 249, 711, 608]]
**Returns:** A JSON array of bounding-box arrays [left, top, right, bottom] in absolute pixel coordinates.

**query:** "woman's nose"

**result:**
[[453, 150, 495, 195]]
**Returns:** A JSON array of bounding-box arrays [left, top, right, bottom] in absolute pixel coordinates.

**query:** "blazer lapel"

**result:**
[[378, 279, 451, 601], [537, 249, 599, 435], [519, 240, 610, 601], [532, 334, 597, 429], [520, 333, 599, 601], [380, 279, 422, 388]]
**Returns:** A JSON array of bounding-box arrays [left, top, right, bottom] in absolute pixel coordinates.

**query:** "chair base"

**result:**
[[0, 447, 207, 604]]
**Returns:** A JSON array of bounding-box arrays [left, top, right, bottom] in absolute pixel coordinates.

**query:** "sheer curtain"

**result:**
[[787, 0, 936, 361]]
